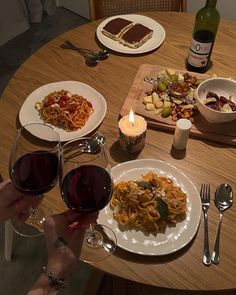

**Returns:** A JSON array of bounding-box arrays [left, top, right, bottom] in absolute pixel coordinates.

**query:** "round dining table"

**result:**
[[1, 12, 236, 292]]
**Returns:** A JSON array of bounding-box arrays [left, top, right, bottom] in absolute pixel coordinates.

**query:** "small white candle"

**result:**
[[172, 119, 192, 150], [119, 110, 147, 153]]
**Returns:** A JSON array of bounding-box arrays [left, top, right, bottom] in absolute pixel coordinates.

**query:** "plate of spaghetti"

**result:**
[[19, 81, 107, 141], [97, 159, 201, 255]]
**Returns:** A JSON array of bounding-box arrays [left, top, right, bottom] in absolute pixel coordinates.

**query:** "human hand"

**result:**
[[0, 179, 42, 223], [43, 211, 98, 278]]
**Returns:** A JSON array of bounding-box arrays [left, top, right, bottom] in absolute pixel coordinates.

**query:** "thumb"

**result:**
[[74, 212, 98, 229], [55, 210, 98, 229], [13, 196, 36, 214], [16, 211, 31, 223]]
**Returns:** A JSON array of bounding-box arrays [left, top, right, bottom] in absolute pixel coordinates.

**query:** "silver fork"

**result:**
[[200, 184, 211, 266]]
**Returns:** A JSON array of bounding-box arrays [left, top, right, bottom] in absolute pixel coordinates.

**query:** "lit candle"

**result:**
[[118, 109, 147, 153]]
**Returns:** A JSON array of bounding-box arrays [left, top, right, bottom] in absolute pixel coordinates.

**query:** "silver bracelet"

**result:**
[[42, 266, 67, 290]]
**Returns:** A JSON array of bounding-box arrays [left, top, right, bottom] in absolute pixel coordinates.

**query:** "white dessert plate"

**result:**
[[19, 81, 107, 141], [96, 14, 166, 54], [98, 159, 201, 256]]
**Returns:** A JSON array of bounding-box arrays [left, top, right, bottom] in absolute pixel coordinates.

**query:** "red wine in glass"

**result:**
[[9, 123, 60, 237], [11, 151, 59, 195], [60, 136, 116, 262], [61, 165, 112, 213]]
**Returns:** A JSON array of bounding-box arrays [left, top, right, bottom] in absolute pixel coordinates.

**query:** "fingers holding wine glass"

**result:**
[[15, 194, 44, 223], [60, 136, 116, 262], [9, 123, 60, 237], [0, 179, 43, 223], [41, 210, 98, 280]]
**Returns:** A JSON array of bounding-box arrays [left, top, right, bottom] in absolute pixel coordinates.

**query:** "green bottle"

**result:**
[[186, 0, 220, 73]]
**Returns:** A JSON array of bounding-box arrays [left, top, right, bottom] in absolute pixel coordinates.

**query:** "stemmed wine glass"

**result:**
[[9, 123, 60, 237], [60, 136, 116, 262]]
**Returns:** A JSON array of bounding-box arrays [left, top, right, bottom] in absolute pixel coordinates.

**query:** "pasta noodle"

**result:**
[[35, 89, 94, 132], [110, 171, 187, 234]]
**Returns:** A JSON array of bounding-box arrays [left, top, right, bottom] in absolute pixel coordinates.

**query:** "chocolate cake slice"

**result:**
[[102, 17, 134, 41], [119, 23, 153, 48]]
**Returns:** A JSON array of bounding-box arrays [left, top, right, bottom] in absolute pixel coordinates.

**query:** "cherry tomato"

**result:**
[[59, 97, 67, 107], [87, 101, 93, 108], [43, 97, 55, 107]]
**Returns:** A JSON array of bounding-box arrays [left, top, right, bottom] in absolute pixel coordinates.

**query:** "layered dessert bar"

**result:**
[[119, 23, 153, 48], [102, 17, 134, 41]]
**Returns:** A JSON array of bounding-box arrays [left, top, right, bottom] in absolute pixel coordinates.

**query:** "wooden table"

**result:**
[[1, 12, 236, 292]]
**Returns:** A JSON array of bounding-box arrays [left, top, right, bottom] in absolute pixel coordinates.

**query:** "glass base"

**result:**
[[10, 201, 54, 238], [79, 224, 117, 262]]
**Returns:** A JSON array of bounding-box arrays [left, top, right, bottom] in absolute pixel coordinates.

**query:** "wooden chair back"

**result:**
[[89, 0, 187, 20]]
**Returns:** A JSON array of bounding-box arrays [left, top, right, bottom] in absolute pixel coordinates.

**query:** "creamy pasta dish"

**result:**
[[110, 171, 187, 234]]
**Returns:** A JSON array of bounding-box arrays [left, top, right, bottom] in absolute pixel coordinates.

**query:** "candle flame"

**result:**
[[129, 109, 134, 126]]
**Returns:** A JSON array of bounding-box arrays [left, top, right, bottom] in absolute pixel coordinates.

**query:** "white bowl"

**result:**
[[196, 77, 236, 123]]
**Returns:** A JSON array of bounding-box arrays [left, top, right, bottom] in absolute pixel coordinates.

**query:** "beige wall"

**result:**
[[187, 0, 236, 21]]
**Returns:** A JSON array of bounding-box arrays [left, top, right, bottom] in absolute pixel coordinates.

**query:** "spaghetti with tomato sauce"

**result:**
[[35, 89, 94, 132]]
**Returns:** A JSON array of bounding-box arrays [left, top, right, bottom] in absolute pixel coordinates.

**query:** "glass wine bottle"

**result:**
[[186, 0, 220, 73]]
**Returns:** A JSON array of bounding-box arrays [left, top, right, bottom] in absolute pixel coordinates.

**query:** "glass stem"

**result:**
[[29, 195, 43, 218], [89, 223, 96, 240], [30, 208, 37, 217]]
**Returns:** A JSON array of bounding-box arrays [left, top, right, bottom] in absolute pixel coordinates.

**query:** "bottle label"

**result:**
[[187, 38, 213, 68]]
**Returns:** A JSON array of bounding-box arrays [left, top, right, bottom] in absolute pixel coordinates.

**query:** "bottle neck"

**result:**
[[205, 0, 217, 8]]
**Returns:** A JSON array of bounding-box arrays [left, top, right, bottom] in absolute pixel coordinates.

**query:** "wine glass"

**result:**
[[60, 136, 116, 262], [9, 123, 60, 237]]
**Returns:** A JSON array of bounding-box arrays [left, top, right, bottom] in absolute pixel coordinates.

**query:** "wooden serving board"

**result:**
[[120, 64, 236, 146]]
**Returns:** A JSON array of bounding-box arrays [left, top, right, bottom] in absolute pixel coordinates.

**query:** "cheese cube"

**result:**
[[164, 101, 172, 108], [145, 103, 155, 111], [166, 68, 176, 77], [143, 95, 153, 104], [178, 73, 184, 82]]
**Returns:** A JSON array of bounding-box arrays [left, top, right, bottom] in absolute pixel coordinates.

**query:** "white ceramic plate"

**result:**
[[96, 14, 166, 54], [19, 81, 107, 141], [98, 159, 201, 256]]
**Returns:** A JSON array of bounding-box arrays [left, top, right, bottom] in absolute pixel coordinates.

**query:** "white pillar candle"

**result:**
[[172, 118, 192, 150], [119, 111, 147, 153]]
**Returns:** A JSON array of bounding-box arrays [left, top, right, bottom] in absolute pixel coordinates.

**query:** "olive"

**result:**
[[157, 82, 167, 92], [170, 74, 178, 82], [161, 107, 172, 117], [163, 78, 171, 86]]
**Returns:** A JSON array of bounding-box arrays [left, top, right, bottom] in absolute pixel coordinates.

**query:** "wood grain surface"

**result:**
[[0, 12, 236, 292]]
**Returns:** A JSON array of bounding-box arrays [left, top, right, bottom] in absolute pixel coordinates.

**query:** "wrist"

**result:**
[[43, 266, 67, 290], [47, 248, 77, 278], [27, 273, 57, 295], [27, 266, 68, 295]]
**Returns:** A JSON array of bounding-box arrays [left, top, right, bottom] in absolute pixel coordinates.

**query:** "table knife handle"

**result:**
[[203, 212, 211, 266]]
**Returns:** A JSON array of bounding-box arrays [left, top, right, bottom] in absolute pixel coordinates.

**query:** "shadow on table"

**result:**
[[110, 140, 144, 163], [112, 231, 197, 265]]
